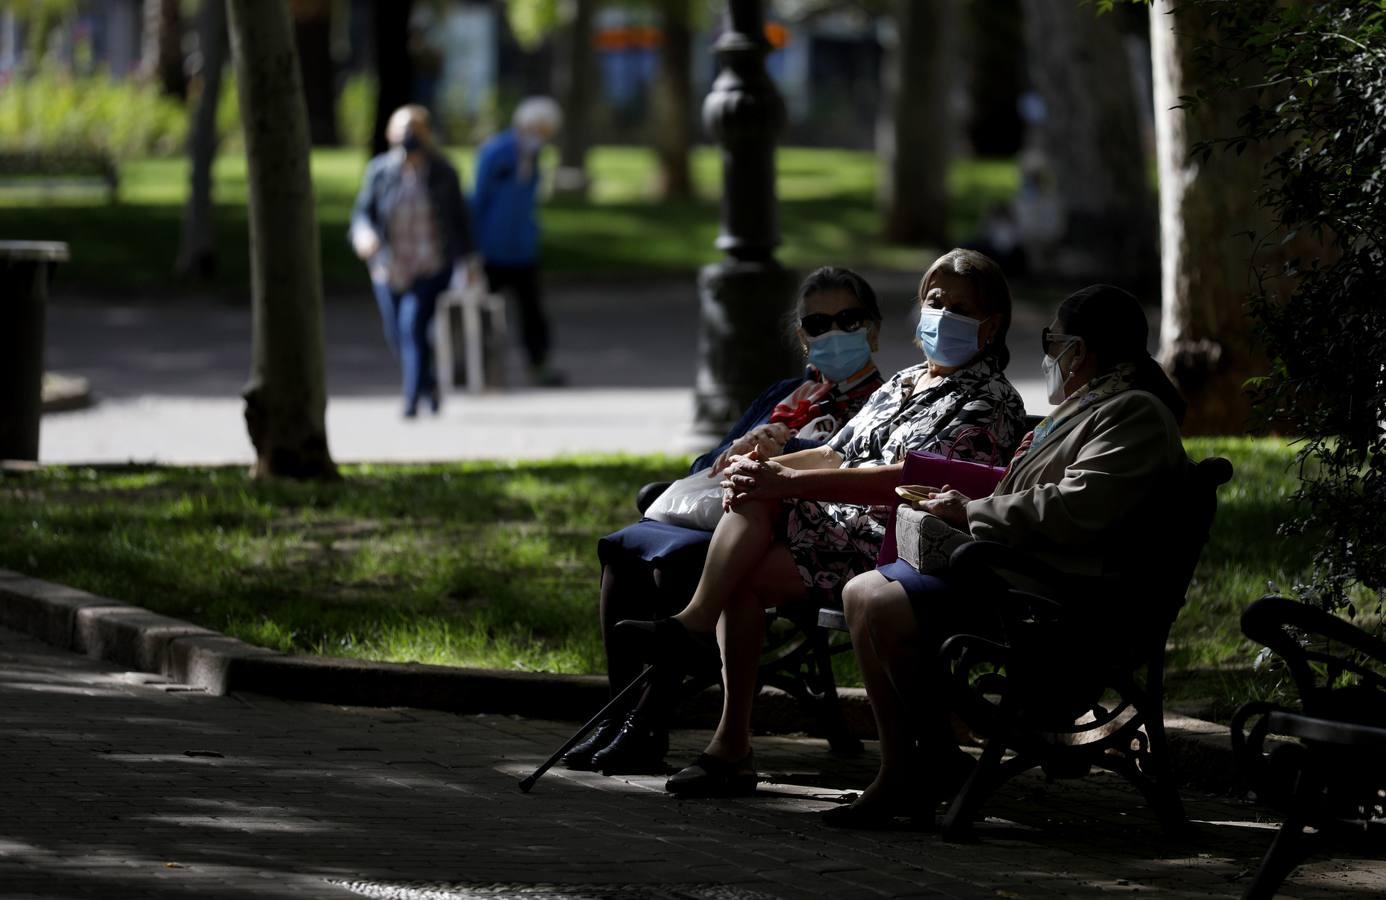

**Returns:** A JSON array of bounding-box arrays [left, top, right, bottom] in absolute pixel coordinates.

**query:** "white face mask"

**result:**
[[1042, 339, 1081, 405]]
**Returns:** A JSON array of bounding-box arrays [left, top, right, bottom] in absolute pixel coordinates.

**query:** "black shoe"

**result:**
[[559, 716, 623, 771], [591, 713, 669, 775], [821, 750, 975, 829], [665, 751, 758, 798], [428, 386, 441, 415], [613, 617, 719, 671]]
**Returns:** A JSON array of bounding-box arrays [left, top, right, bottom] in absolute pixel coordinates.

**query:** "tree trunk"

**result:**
[[177, 0, 227, 280], [965, 0, 1024, 158], [878, 0, 952, 246], [1021, 0, 1156, 282], [371, 0, 414, 156], [291, 0, 339, 146], [553, 0, 595, 197], [654, 0, 695, 202], [227, 0, 337, 480], [1149, 0, 1277, 435], [140, 0, 186, 98]]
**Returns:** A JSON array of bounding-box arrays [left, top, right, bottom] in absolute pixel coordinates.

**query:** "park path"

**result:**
[[3, 624, 1382, 900], [36, 275, 1055, 465]]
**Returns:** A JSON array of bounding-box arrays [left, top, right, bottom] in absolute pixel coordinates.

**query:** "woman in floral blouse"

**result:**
[[618, 249, 1029, 798]]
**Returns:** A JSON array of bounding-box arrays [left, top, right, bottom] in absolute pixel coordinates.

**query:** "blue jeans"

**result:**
[[372, 267, 452, 414]]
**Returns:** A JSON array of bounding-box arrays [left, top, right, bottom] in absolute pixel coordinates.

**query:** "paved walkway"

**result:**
[[37, 276, 1057, 465], [4, 626, 1381, 900]]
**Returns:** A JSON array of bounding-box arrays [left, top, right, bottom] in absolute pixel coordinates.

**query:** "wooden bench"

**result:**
[[820, 455, 1233, 837], [0, 150, 120, 202], [1231, 594, 1386, 899]]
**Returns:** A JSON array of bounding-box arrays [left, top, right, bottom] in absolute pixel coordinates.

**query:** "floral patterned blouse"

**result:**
[[786, 355, 1028, 593]]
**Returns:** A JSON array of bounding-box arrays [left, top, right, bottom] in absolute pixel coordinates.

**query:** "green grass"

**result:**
[[0, 146, 1017, 295], [0, 439, 1307, 712]]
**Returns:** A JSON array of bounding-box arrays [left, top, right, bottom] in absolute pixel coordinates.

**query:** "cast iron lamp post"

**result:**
[[693, 0, 798, 438]]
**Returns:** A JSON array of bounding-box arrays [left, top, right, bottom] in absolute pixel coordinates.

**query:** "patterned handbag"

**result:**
[[875, 426, 1008, 566]]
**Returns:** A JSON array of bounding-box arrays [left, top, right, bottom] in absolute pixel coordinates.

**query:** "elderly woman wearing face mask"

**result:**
[[563, 266, 887, 777], [350, 105, 477, 418], [615, 249, 1029, 798], [828, 284, 1189, 829]]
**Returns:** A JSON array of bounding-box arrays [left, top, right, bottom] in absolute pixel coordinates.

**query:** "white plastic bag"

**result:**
[[643, 471, 726, 531]]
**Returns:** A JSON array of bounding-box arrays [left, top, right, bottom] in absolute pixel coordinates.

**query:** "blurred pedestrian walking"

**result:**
[[350, 105, 477, 418], [473, 97, 566, 387]]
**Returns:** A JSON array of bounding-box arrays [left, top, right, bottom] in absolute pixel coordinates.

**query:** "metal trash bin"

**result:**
[[0, 241, 69, 461]]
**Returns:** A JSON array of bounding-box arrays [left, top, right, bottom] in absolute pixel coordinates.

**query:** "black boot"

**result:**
[[590, 712, 670, 775], [559, 716, 623, 771]]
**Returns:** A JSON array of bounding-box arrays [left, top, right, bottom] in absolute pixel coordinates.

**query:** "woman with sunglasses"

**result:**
[[615, 249, 1028, 796], [562, 267, 889, 776], [827, 284, 1188, 828]]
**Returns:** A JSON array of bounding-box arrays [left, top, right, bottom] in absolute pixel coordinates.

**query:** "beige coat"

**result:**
[[966, 390, 1186, 580]]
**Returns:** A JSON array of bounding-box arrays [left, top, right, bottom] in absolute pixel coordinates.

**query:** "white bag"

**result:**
[[643, 471, 726, 531]]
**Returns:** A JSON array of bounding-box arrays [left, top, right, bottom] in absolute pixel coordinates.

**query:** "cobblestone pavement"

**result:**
[[3, 627, 1380, 900]]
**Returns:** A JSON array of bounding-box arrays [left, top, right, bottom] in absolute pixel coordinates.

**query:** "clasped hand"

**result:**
[[707, 422, 794, 477], [719, 447, 794, 511]]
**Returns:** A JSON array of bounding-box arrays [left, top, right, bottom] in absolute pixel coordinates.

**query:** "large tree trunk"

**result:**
[[176, 0, 227, 280], [290, 0, 339, 146], [654, 0, 695, 202], [965, 0, 1024, 158], [553, 0, 595, 196], [140, 0, 186, 98], [370, 0, 414, 156], [227, 0, 337, 480], [878, 0, 952, 246], [1149, 0, 1278, 435], [1021, 0, 1156, 282]]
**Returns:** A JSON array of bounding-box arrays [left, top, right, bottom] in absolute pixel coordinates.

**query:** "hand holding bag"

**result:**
[[876, 427, 1009, 565]]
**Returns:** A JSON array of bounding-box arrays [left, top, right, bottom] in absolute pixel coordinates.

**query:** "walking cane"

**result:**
[[518, 664, 655, 793]]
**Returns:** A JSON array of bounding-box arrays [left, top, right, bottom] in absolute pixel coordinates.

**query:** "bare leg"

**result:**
[[673, 498, 780, 633], [842, 570, 921, 809], [701, 543, 806, 761]]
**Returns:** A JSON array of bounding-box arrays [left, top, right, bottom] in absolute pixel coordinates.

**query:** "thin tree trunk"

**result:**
[[878, 0, 952, 246], [1022, 0, 1155, 282], [291, 0, 339, 146], [371, 0, 414, 156], [1150, 0, 1277, 434], [553, 0, 595, 196], [140, 0, 186, 98], [177, 0, 227, 280], [654, 0, 694, 202], [227, 0, 336, 480]]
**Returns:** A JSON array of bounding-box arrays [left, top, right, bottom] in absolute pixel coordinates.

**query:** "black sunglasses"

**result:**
[[801, 309, 869, 337]]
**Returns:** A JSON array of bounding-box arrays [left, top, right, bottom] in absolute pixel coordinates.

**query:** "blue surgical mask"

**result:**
[[807, 329, 872, 383], [917, 308, 982, 367]]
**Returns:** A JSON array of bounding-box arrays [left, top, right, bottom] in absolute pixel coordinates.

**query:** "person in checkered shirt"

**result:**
[[351, 105, 478, 417]]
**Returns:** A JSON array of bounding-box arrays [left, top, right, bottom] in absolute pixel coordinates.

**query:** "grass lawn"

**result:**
[[0, 439, 1309, 717], [0, 146, 1016, 295]]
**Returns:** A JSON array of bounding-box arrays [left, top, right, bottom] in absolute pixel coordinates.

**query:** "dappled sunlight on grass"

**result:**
[[0, 145, 1018, 293], [0, 440, 1309, 717]]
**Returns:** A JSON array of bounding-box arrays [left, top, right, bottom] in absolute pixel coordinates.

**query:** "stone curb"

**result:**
[[0, 567, 1241, 793]]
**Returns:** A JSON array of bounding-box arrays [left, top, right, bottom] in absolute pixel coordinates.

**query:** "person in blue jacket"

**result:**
[[561, 267, 887, 776], [472, 97, 565, 386], [350, 105, 476, 417]]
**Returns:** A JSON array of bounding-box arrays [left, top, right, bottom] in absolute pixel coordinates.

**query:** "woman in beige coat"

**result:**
[[827, 284, 1189, 828]]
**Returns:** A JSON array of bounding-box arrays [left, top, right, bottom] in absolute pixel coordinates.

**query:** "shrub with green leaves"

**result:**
[[1194, 0, 1386, 615], [0, 70, 188, 159]]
